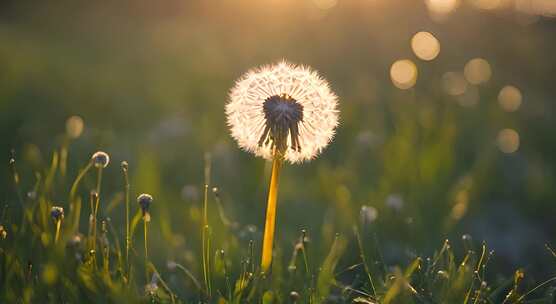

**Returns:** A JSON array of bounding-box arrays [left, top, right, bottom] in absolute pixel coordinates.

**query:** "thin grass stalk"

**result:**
[[260, 156, 282, 274], [121, 162, 131, 278], [102, 220, 110, 275], [221, 250, 232, 302], [144, 219, 149, 283], [69, 161, 92, 233], [44, 152, 59, 195], [202, 183, 212, 298], [91, 167, 103, 268], [174, 263, 202, 291], [59, 141, 68, 178], [69, 161, 93, 202], [150, 264, 176, 304], [354, 227, 377, 298], [8, 155, 23, 206], [202, 153, 213, 299]]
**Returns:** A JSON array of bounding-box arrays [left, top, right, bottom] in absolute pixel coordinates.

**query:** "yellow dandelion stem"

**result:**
[[261, 156, 283, 274], [54, 220, 62, 244]]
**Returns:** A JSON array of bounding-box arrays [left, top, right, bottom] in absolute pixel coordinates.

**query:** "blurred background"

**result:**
[[1, 0, 556, 283]]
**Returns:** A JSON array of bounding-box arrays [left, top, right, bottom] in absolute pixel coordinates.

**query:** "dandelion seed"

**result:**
[[226, 60, 339, 163], [91, 151, 110, 168], [138, 193, 153, 281]]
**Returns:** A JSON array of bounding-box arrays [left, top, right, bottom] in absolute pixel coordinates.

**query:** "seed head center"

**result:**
[[259, 94, 304, 155]]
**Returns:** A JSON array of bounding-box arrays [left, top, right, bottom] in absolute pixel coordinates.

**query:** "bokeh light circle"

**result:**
[[498, 85, 522, 112], [425, 0, 459, 14], [313, 0, 338, 10], [469, 0, 502, 10], [464, 58, 492, 85], [411, 31, 441, 61], [442, 72, 467, 96], [457, 85, 480, 107], [65, 115, 84, 139], [390, 59, 418, 90], [497, 128, 520, 153]]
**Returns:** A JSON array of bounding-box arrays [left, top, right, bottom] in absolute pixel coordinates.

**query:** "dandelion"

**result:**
[[226, 61, 339, 163], [290, 291, 301, 303], [89, 151, 109, 263], [137, 193, 153, 281], [226, 61, 339, 273], [137, 193, 153, 222], [91, 151, 110, 169], [51, 206, 64, 244]]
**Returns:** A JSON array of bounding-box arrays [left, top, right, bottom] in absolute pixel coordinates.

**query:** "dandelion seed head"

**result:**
[[50, 206, 64, 221], [226, 61, 339, 163], [91, 151, 110, 168]]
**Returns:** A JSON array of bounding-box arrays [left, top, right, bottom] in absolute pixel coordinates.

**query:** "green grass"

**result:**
[[1, 143, 555, 304]]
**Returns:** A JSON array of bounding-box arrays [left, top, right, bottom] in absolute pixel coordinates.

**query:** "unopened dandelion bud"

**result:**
[[90, 191, 99, 201], [137, 193, 153, 219], [290, 291, 300, 302], [51, 206, 64, 221], [91, 151, 110, 168]]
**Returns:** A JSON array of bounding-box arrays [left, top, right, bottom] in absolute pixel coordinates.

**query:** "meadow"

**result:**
[[1, 0, 556, 303]]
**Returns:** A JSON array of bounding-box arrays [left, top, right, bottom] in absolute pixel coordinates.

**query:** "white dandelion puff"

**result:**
[[226, 60, 339, 163]]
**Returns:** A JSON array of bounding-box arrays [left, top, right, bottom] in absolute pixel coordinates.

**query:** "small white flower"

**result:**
[[226, 61, 339, 163]]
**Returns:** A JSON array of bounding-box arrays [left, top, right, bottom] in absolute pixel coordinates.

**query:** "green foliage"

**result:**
[[1, 145, 555, 303]]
